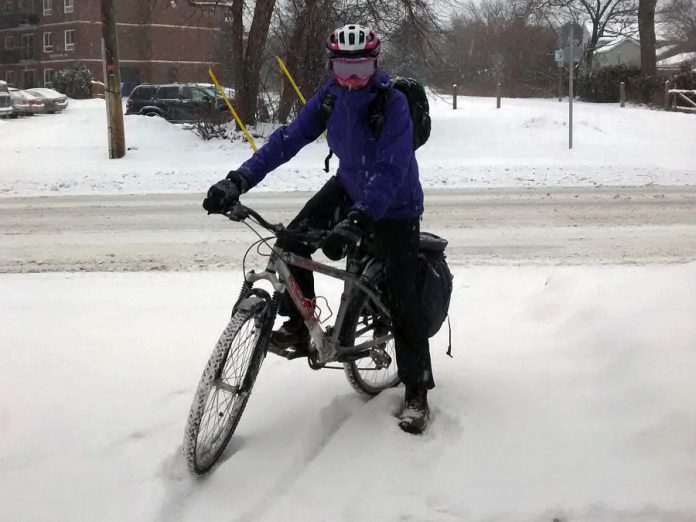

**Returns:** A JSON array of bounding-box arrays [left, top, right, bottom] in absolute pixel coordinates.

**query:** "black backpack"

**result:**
[[368, 77, 431, 150], [394, 77, 432, 149], [321, 77, 431, 171]]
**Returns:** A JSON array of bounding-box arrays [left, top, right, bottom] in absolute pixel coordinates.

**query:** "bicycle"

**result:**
[[183, 202, 401, 475]]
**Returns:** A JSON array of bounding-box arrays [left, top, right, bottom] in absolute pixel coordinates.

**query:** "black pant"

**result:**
[[276, 177, 434, 390]]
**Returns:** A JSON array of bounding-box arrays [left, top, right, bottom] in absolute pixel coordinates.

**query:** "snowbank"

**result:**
[[2, 265, 696, 521], [1, 94, 695, 197]]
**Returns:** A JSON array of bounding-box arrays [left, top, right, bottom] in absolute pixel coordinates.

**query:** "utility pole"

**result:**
[[101, 0, 125, 158], [568, 24, 574, 150]]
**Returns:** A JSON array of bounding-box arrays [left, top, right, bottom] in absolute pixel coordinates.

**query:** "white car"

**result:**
[[24, 88, 69, 113], [9, 88, 45, 116], [0, 80, 13, 118]]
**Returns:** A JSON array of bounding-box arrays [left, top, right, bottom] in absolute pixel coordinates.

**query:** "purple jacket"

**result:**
[[238, 69, 424, 221]]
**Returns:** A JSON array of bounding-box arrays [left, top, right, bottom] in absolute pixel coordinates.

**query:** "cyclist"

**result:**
[[203, 24, 433, 434]]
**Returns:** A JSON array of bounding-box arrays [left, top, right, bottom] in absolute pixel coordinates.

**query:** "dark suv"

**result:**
[[125, 83, 225, 122]]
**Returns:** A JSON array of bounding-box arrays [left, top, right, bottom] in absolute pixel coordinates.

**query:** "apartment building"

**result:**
[[0, 0, 226, 90]]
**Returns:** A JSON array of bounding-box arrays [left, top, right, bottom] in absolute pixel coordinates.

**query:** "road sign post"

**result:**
[[560, 22, 582, 150]]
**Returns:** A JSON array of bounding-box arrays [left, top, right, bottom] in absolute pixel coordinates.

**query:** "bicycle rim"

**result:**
[[352, 321, 399, 390]]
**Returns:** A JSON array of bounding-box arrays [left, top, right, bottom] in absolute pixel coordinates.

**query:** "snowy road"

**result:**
[[2, 185, 696, 272]]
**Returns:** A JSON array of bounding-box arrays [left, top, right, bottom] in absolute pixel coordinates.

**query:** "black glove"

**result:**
[[322, 210, 372, 261], [202, 170, 249, 214]]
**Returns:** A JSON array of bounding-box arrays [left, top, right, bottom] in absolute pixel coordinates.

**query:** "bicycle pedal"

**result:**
[[267, 343, 309, 360]]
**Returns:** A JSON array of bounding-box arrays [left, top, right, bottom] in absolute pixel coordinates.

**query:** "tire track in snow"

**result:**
[[236, 393, 365, 522]]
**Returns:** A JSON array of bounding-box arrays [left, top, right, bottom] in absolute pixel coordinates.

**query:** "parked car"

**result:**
[[126, 83, 226, 122], [24, 88, 68, 113], [0, 80, 13, 118], [9, 88, 45, 116]]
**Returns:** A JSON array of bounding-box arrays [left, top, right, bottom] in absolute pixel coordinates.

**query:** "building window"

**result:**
[[21, 33, 34, 60], [21, 69, 35, 89], [43, 32, 52, 52], [43, 0, 52, 15], [3, 2, 12, 15], [5, 35, 14, 49], [64, 29, 74, 51], [44, 68, 53, 86], [6, 70, 16, 86], [63, 0, 73, 14]]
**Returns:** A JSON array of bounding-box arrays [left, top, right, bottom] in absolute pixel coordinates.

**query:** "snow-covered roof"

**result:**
[[595, 37, 639, 54], [657, 43, 681, 58], [658, 52, 696, 66]]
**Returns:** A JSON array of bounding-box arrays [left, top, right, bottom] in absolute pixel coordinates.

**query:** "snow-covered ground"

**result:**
[[2, 91, 695, 521], [1, 94, 695, 197], [1, 266, 696, 521]]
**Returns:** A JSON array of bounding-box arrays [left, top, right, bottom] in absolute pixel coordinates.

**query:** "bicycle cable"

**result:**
[[239, 218, 284, 286]]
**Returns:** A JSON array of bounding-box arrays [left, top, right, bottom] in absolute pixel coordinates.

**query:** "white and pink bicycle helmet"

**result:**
[[327, 24, 380, 88], [326, 24, 381, 59]]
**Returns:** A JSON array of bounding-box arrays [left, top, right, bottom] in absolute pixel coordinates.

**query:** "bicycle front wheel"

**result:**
[[183, 294, 272, 475]]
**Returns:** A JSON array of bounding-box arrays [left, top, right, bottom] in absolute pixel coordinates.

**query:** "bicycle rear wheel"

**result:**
[[183, 294, 273, 475], [341, 291, 400, 396]]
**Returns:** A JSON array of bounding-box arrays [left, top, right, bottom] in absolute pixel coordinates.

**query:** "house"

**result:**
[[594, 37, 641, 69], [657, 44, 696, 72], [0, 0, 227, 91]]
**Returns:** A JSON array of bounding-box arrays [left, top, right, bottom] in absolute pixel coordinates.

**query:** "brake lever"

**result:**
[[226, 203, 249, 222]]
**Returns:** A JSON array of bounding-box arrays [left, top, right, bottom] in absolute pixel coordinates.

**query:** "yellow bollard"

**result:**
[[277, 57, 307, 104], [208, 68, 257, 152], [276, 57, 327, 140]]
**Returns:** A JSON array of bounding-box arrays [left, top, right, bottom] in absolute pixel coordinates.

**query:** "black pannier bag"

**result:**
[[418, 232, 453, 338]]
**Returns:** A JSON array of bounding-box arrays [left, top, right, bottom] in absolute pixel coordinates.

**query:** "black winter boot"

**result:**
[[398, 386, 430, 434], [269, 319, 310, 357]]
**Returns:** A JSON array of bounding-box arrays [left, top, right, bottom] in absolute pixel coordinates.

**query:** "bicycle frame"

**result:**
[[244, 243, 393, 365]]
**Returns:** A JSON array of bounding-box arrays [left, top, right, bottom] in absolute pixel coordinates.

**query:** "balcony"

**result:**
[[0, 49, 23, 65], [0, 11, 40, 29]]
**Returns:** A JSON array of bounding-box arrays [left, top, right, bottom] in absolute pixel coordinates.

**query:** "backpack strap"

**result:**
[[367, 84, 391, 137], [319, 92, 336, 124], [323, 150, 334, 173], [320, 92, 336, 172]]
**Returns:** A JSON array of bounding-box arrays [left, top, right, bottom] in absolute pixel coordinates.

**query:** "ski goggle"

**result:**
[[330, 58, 376, 81]]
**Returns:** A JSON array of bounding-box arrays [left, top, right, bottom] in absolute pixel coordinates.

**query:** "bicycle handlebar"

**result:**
[[223, 202, 328, 249]]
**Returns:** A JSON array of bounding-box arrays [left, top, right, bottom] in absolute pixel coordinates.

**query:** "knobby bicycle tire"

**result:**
[[183, 295, 273, 474]]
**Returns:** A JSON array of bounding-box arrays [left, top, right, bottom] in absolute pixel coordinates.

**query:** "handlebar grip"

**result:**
[[226, 203, 249, 221]]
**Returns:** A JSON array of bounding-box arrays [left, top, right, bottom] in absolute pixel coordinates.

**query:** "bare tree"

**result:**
[[273, 0, 448, 122], [639, 0, 658, 76], [190, 0, 449, 124], [189, 0, 276, 126], [532, 0, 638, 75], [662, 0, 696, 47], [432, 0, 557, 95]]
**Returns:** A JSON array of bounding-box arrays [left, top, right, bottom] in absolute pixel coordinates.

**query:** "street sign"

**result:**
[[560, 22, 584, 47], [555, 47, 581, 66], [563, 46, 582, 63]]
